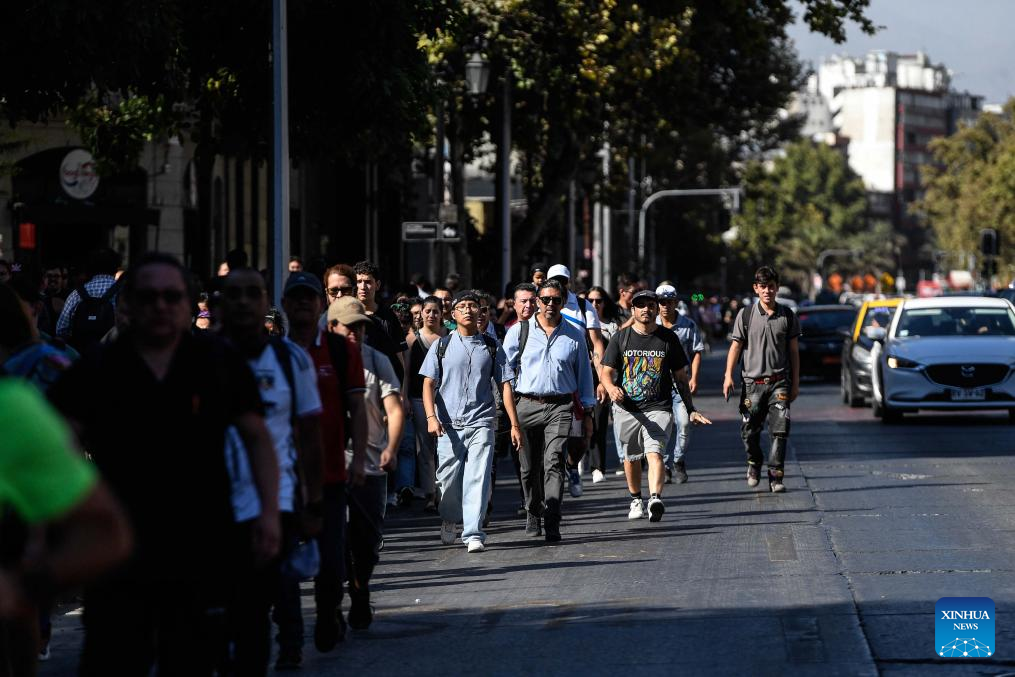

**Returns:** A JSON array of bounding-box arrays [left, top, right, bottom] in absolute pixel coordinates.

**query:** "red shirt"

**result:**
[[307, 330, 366, 485]]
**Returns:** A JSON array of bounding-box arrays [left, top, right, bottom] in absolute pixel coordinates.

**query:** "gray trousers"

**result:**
[[740, 378, 791, 470], [516, 398, 573, 518]]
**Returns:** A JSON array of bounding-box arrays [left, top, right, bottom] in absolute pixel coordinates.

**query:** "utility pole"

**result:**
[[271, 0, 290, 304]]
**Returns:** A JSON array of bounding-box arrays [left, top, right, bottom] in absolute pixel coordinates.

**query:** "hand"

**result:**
[[427, 416, 445, 437], [790, 384, 800, 403], [689, 377, 698, 394], [607, 384, 625, 403], [722, 374, 735, 402], [380, 447, 397, 473], [510, 425, 525, 450], [252, 509, 281, 564], [348, 454, 367, 487], [689, 411, 712, 426], [595, 383, 607, 403]]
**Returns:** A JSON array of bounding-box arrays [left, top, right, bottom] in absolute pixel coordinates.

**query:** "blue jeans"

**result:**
[[395, 414, 416, 492], [436, 425, 495, 543], [665, 392, 692, 465]]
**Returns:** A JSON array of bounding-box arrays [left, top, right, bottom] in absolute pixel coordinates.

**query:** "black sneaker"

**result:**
[[348, 591, 373, 630], [313, 609, 346, 653], [747, 464, 761, 488], [423, 495, 438, 514], [524, 513, 542, 536], [664, 465, 673, 484], [397, 486, 414, 508], [768, 468, 786, 493], [674, 460, 688, 484], [275, 646, 302, 670], [543, 514, 561, 542]]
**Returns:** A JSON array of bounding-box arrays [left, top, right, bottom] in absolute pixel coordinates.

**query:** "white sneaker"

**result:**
[[440, 520, 456, 545], [467, 540, 485, 553], [647, 496, 665, 522], [592, 469, 605, 484], [628, 498, 646, 520]]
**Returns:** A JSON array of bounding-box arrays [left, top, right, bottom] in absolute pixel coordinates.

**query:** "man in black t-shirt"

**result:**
[[49, 253, 280, 677], [353, 260, 407, 383], [602, 290, 711, 523]]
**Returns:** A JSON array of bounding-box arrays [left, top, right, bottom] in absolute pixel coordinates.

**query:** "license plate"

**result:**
[[951, 388, 986, 401]]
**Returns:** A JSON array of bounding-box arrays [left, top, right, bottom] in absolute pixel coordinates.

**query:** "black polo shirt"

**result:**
[[49, 331, 263, 581], [366, 303, 407, 383]]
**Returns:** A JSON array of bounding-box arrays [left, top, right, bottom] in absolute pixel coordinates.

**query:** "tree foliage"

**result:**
[[731, 139, 893, 287], [920, 100, 1015, 280]]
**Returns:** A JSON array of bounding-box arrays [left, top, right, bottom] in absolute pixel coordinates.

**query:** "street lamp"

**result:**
[[465, 52, 490, 96]]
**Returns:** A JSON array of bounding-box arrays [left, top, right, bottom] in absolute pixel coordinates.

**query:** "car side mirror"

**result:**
[[864, 326, 886, 341]]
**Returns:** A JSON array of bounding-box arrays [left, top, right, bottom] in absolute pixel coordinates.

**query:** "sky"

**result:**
[[787, 0, 1015, 104]]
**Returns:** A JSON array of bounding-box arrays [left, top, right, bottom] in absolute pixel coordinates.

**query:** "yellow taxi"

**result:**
[[840, 298, 902, 406]]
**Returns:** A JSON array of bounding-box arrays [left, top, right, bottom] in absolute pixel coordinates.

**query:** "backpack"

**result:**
[[435, 332, 499, 389], [69, 283, 118, 350], [738, 303, 791, 371]]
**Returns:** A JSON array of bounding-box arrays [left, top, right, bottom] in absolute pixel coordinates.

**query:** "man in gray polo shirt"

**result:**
[[723, 266, 800, 493], [420, 290, 523, 552]]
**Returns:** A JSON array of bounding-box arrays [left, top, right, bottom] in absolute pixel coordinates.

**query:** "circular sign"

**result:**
[[59, 149, 100, 200]]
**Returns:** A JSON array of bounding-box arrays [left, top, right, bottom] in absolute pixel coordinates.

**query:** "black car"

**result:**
[[796, 305, 858, 379]]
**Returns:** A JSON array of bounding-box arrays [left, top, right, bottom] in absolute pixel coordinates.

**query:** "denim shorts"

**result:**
[[612, 406, 673, 461]]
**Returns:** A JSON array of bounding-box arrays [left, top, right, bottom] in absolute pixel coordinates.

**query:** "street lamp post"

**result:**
[[271, 0, 290, 304], [637, 187, 741, 274]]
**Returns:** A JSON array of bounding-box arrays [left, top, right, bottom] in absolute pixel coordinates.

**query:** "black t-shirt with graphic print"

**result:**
[[603, 325, 688, 413]]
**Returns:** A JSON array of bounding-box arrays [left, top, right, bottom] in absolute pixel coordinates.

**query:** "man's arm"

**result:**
[[722, 341, 743, 401], [574, 337, 597, 409], [379, 392, 404, 472], [689, 351, 702, 394], [234, 412, 281, 563], [789, 336, 800, 402], [422, 376, 444, 437], [346, 391, 368, 485], [501, 381, 524, 450], [55, 290, 80, 338], [674, 367, 711, 425], [601, 365, 625, 403]]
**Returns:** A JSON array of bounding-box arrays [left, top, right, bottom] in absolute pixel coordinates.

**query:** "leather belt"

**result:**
[[518, 393, 572, 405], [745, 374, 786, 385]]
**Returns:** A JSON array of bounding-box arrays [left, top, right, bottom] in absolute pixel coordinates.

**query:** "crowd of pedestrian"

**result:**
[[0, 248, 804, 676]]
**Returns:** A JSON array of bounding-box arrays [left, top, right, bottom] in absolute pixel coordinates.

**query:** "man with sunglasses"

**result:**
[[48, 253, 280, 676], [602, 290, 712, 523], [218, 268, 325, 670], [323, 264, 356, 307], [503, 280, 596, 542], [420, 291, 522, 552], [655, 284, 705, 484]]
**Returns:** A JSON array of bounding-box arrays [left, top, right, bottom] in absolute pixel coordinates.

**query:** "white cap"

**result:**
[[655, 284, 677, 298], [547, 264, 571, 280]]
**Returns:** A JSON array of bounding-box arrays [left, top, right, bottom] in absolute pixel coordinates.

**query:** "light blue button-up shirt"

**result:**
[[419, 332, 513, 429], [502, 316, 596, 409]]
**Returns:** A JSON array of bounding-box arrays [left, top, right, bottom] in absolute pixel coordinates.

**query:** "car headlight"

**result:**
[[887, 355, 920, 369]]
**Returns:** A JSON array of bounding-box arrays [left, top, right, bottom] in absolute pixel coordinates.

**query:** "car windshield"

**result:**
[[896, 306, 1015, 337], [861, 306, 896, 331], [798, 308, 856, 335]]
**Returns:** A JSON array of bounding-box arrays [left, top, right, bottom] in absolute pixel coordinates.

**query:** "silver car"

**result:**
[[869, 296, 1015, 423]]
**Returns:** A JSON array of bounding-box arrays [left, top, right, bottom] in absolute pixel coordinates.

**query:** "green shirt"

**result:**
[[0, 379, 96, 524]]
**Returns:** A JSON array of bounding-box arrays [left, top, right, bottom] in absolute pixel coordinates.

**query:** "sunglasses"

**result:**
[[538, 296, 563, 306], [134, 288, 186, 306], [632, 299, 657, 309], [223, 285, 264, 301], [587, 297, 604, 304], [327, 286, 354, 297]]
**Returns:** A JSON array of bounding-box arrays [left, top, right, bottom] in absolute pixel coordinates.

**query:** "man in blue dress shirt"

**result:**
[[503, 280, 596, 543]]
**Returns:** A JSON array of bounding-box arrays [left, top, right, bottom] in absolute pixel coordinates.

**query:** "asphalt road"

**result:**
[[42, 345, 1015, 676]]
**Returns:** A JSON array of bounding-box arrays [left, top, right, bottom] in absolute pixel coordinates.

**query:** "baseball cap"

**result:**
[[547, 264, 571, 281], [632, 290, 658, 303], [655, 284, 677, 299], [327, 296, 370, 327], [284, 271, 323, 297], [452, 290, 482, 307], [531, 262, 548, 276]]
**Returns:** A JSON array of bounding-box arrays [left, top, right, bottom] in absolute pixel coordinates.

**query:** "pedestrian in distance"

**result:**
[[655, 284, 705, 484], [406, 296, 447, 512], [503, 280, 596, 542], [48, 253, 281, 677], [353, 260, 408, 384], [601, 290, 711, 522], [420, 290, 523, 552], [55, 247, 122, 352], [723, 266, 801, 493], [281, 271, 369, 656]]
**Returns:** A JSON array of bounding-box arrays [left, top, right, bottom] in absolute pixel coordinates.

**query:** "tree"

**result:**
[[731, 139, 893, 290], [920, 100, 1015, 282]]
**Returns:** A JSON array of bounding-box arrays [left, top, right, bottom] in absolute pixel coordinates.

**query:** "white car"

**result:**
[[869, 296, 1015, 423]]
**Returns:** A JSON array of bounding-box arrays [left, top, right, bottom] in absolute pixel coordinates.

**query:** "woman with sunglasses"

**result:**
[[405, 296, 447, 512]]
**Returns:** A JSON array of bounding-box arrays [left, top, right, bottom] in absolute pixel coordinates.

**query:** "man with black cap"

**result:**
[[420, 290, 523, 552], [601, 289, 711, 523], [503, 279, 596, 542]]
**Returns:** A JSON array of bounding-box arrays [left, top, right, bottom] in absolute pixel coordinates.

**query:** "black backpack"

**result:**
[[69, 283, 118, 350], [435, 332, 499, 388]]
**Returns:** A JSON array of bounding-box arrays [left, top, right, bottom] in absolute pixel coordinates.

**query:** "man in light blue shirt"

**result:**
[[502, 280, 596, 543], [421, 291, 523, 553]]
